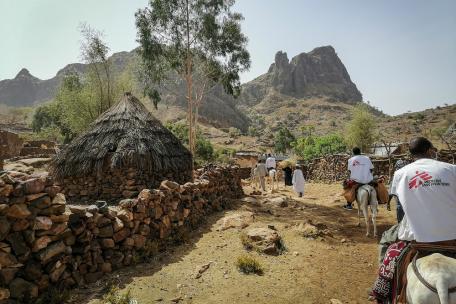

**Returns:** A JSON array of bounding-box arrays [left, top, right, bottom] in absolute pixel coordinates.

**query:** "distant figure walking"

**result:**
[[255, 159, 268, 192], [282, 163, 293, 186], [266, 154, 276, 172], [292, 165, 305, 197]]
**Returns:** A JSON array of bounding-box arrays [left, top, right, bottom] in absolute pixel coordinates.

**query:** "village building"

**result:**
[[0, 129, 23, 170], [50, 92, 193, 202]]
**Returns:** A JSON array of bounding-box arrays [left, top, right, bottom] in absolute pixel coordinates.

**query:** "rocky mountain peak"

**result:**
[[15, 68, 34, 79], [242, 46, 362, 105]]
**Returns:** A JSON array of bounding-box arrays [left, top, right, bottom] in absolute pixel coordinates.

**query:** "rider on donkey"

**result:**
[[371, 137, 456, 303], [343, 147, 375, 210]]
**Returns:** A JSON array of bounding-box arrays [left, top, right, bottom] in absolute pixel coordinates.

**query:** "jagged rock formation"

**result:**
[[239, 46, 362, 106], [1, 46, 362, 132]]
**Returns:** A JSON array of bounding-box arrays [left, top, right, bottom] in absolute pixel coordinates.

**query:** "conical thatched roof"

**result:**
[[51, 92, 192, 180]]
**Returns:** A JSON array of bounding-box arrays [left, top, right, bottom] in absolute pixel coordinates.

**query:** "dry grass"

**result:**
[[236, 255, 264, 275], [101, 285, 135, 304]]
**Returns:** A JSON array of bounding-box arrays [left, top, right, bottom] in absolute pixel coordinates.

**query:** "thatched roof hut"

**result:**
[[51, 92, 192, 201]]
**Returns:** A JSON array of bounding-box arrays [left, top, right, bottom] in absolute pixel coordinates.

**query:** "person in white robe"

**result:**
[[292, 165, 305, 197]]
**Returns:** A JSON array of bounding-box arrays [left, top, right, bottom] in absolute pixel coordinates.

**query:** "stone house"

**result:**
[[50, 92, 193, 203]]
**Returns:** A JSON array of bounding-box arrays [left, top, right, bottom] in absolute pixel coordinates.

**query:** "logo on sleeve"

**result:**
[[409, 171, 450, 189]]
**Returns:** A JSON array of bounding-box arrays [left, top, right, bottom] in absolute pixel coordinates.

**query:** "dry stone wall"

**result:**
[[303, 151, 455, 183], [0, 165, 243, 302], [59, 166, 193, 203]]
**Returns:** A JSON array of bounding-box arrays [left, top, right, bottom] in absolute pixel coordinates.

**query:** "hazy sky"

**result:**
[[1, 0, 455, 115]]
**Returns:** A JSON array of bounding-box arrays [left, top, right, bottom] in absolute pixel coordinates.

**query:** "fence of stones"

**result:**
[[0, 165, 243, 302], [303, 151, 455, 183]]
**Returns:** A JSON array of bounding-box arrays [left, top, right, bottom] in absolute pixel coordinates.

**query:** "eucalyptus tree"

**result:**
[[135, 0, 250, 154]]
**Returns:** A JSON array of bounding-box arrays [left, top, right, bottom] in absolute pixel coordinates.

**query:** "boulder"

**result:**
[[216, 211, 255, 231], [244, 227, 283, 255], [36, 241, 66, 264], [100, 238, 115, 249], [0, 288, 9, 300], [160, 180, 180, 191], [0, 184, 14, 197], [32, 236, 52, 252], [51, 193, 66, 205], [0, 217, 11, 240], [0, 251, 18, 267], [6, 204, 31, 219], [24, 178, 45, 194], [34, 216, 52, 230], [12, 219, 30, 231], [98, 225, 114, 238], [9, 278, 38, 299], [0, 268, 18, 285], [6, 232, 29, 256], [266, 197, 288, 208], [113, 228, 130, 243]]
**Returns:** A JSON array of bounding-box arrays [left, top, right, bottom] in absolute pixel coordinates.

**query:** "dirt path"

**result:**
[[70, 182, 396, 304]]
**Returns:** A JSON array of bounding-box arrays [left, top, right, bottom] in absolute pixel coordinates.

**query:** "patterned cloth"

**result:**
[[372, 241, 408, 303]]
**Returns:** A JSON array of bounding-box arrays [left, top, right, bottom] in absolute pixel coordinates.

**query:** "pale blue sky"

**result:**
[[1, 0, 455, 115]]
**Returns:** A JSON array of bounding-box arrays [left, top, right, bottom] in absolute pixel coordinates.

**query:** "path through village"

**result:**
[[71, 182, 396, 304]]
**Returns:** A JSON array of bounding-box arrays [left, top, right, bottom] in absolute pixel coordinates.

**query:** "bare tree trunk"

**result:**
[[91, 63, 104, 115], [102, 60, 112, 108]]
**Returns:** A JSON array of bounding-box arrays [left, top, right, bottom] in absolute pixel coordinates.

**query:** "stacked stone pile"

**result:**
[[59, 165, 191, 203], [303, 154, 410, 182], [0, 165, 243, 302]]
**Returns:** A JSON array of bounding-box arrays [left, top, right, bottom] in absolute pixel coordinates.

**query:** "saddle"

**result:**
[[342, 176, 389, 204], [394, 240, 456, 303]]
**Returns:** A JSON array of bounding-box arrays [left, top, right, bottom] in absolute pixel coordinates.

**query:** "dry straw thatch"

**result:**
[[51, 92, 192, 180]]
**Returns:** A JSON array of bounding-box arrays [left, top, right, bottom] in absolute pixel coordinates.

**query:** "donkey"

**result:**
[[406, 253, 456, 304], [268, 169, 278, 192], [355, 184, 378, 237]]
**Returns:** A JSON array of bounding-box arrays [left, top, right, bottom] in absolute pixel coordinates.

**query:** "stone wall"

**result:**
[[0, 165, 243, 302], [19, 141, 57, 157], [303, 151, 455, 183], [0, 130, 23, 163], [59, 166, 193, 204], [303, 154, 406, 183]]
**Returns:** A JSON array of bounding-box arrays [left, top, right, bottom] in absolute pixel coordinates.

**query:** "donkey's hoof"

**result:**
[[357, 223, 361, 227], [365, 233, 370, 237]]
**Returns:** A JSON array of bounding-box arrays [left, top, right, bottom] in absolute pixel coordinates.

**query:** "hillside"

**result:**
[[1, 45, 454, 150]]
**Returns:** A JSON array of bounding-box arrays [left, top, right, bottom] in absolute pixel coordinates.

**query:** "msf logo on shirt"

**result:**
[[352, 160, 361, 166], [409, 171, 433, 189]]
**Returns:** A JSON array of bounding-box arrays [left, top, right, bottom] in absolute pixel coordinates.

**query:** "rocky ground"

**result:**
[[68, 181, 397, 304]]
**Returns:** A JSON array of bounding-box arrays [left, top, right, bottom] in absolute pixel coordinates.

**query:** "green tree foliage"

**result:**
[[31, 101, 74, 142], [274, 127, 295, 153], [293, 133, 346, 160], [31, 25, 136, 142], [166, 122, 215, 162], [196, 137, 214, 161], [80, 23, 114, 112], [345, 104, 377, 152], [135, 0, 251, 154]]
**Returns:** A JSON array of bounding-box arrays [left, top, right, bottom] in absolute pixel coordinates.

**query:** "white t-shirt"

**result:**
[[397, 216, 415, 241], [266, 157, 276, 169], [348, 155, 374, 184], [390, 158, 456, 242]]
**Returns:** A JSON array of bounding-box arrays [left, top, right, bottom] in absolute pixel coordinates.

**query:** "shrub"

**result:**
[[102, 285, 135, 304], [228, 127, 241, 138], [236, 255, 264, 275], [34, 287, 70, 304]]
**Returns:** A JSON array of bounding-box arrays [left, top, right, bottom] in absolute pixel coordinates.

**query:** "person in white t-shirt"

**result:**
[[343, 147, 374, 210], [390, 137, 456, 243], [370, 137, 455, 303], [265, 154, 276, 172]]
